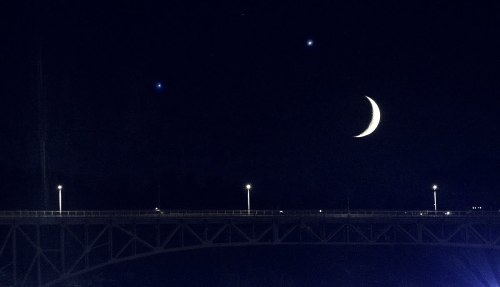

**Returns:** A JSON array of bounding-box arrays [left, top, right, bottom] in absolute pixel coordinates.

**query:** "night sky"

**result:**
[[1, 1, 500, 211], [1, 1, 500, 210], [1, 1, 500, 286]]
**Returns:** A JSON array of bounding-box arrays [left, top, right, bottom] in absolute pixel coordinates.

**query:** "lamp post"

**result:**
[[432, 184, 438, 211], [246, 184, 251, 214], [57, 185, 63, 213]]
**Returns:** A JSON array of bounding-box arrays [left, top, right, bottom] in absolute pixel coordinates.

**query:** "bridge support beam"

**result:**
[[0, 212, 499, 286]]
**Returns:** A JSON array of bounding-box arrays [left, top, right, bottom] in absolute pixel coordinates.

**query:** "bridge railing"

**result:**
[[0, 209, 498, 218]]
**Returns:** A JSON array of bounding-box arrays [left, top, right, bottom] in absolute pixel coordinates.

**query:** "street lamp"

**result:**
[[246, 184, 251, 214], [432, 184, 438, 211], [57, 185, 63, 213]]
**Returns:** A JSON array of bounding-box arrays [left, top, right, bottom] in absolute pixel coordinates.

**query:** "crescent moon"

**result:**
[[354, 96, 381, 138]]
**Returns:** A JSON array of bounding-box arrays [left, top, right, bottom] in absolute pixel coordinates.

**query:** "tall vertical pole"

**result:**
[[58, 185, 62, 212], [38, 52, 48, 210], [433, 191, 437, 211], [246, 184, 251, 215], [37, 0, 49, 210], [432, 185, 438, 212]]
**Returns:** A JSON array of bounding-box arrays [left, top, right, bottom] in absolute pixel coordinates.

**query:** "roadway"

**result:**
[[0, 209, 498, 218]]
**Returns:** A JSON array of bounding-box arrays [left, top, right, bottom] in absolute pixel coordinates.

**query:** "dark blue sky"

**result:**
[[0, 0, 498, 211], [66, 246, 500, 287]]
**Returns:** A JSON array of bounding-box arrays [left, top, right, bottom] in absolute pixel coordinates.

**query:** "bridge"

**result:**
[[1, 209, 500, 286]]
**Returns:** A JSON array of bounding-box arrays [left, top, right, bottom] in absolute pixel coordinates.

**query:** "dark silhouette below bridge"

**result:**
[[1, 209, 500, 286]]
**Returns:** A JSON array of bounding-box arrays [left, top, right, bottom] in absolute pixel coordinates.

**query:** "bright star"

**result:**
[[306, 39, 314, 47]]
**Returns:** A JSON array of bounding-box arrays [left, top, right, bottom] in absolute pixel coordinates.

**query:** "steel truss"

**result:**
[[0, 211, 500, 286]]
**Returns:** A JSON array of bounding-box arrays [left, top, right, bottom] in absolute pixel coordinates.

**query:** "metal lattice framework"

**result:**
[[1, 209, 500, 286]]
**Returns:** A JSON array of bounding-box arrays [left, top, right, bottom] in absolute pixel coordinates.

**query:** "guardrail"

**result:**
[[0, 209, 498, 218]]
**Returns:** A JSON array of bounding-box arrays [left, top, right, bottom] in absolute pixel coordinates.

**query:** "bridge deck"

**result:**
[[1, 210, 500, 286], [1, 209, 499, 225], [0, 209, 499, 218]]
